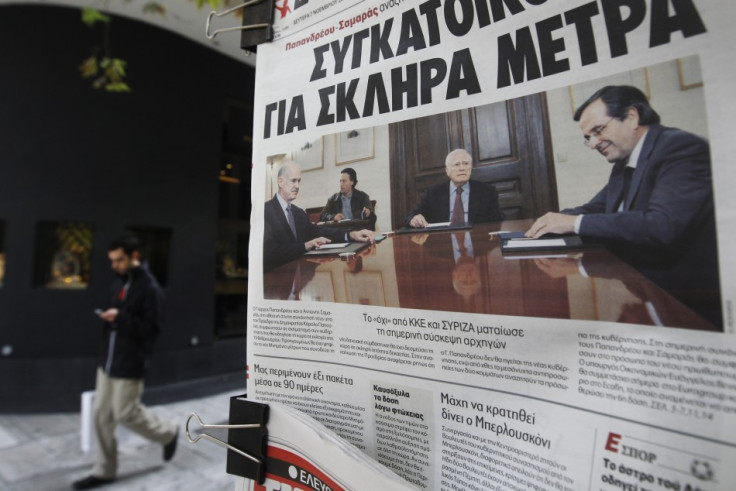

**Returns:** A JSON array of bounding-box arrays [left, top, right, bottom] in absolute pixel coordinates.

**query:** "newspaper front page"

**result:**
[[247, 1, 736, 489]]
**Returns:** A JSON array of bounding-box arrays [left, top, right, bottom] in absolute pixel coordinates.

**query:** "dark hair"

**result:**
[[341, 167, 358, 188], [108, 236, 140, 256], [574, 85, 660, 125]]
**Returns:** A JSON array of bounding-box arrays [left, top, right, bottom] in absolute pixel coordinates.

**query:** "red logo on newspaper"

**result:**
[[605, 432, 621, 452], [605, 432, 658, 464], [275, 0, 308, 19], [274, 0, 291, 19], [255, 446, 343, 491]]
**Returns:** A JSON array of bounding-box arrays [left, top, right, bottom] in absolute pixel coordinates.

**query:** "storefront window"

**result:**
[[34, 221, 94, 289]]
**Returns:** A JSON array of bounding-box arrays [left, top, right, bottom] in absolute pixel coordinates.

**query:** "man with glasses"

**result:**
[[405, 148, 504, 228], [526, 85, 721, 327]]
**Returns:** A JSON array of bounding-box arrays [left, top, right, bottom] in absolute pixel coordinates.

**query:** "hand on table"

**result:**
[[409, 214, 428, 228], [305, 237, 331, 250], [349, 230, 375, 243], [525, 212, 576, 238]]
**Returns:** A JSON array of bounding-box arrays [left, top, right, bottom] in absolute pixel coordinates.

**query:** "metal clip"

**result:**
[[185, 412, 264, 464], [205, 0, 271, 40]]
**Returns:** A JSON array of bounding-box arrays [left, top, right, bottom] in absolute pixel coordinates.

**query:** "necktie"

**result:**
[[454, 232, 467, 257], [286, 204, 298, 239], [621, 166, 634, 210], [289, 263, 301, 300], [451, 187, 464, 225]]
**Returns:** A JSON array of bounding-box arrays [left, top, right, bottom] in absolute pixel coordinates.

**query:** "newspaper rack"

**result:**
[[186, 395, 269, 483], [205, 0, 275, 53]]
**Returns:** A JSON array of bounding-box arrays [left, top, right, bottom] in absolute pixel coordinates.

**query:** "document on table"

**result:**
[[498, 232, 593, 253], [315, 243, 349, 249], [504, 238, 567, 249]]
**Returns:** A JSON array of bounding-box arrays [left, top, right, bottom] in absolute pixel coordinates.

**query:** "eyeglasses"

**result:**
[[583, 117, 615, 147]]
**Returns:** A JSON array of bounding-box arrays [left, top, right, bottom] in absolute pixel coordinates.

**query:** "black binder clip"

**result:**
[[205, 0, 275, 54], [186, 396, 269, 483]]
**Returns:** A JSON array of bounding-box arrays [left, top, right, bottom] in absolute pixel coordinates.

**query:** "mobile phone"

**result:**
[[375, 234, 387, 242], [94, 309, 103, 315]]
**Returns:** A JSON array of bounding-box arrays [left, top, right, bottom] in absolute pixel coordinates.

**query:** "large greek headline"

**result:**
[[263, 0, 706, 139]]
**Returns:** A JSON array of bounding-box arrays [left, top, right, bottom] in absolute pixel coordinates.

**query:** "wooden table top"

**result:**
[[263, 220, 716, 331]]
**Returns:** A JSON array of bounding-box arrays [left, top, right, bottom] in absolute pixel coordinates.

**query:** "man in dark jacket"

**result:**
[[526, 85, 721, 327], [404, 148, 504, 228], [73, 237, 178, 490], [319, 167, 377, 229]]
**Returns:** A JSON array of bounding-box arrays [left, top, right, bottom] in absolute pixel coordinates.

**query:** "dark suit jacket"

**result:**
[[404, 179, 504, 227], [563, 124, 720, 298], [263, 195, 346, 272], [319, 188, 377, 227]]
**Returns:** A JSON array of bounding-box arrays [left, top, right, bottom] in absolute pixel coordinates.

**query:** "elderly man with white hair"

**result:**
[[405, 148, 504, 228]]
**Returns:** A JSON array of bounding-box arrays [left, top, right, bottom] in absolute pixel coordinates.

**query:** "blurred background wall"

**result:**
[[0, 4, 255, 411]]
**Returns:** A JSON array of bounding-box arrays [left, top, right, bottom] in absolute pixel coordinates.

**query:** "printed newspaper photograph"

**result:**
[[247, 1, 736, 489]]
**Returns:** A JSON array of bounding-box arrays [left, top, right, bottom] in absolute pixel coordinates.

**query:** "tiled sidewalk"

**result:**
[[0, 389, 244, 491]]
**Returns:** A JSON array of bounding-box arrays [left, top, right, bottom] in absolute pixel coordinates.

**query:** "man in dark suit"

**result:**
[[404, 149, 504, 228], [264, 161, 374, 272], [526, 85, 720, 327]]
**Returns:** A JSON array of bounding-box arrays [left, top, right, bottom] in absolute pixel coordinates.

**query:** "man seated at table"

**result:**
[[404, 148, 504, 228], [525, 85, 720, 327], [319, 167, 377, 229], [264, 161, 374, 272]]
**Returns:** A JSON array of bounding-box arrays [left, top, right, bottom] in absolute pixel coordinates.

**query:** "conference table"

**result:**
[[263, 220, 717, 331]]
